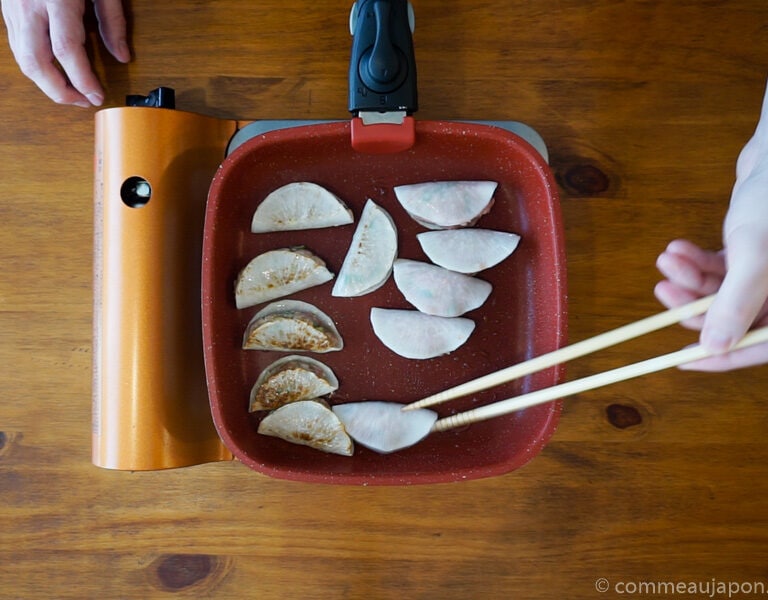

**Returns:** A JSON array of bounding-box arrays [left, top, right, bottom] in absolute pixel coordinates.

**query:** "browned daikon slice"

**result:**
[[258, 400, 353, 456], [243, 300, 343, 353], [249, 355, 339, 411], [235, 247, 334, 309]]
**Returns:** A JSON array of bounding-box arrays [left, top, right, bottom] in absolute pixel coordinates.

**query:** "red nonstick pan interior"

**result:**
[[202, 118, 567, 485]]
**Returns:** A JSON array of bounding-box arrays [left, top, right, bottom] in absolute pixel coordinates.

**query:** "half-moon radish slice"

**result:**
[[417, 228, 521, 274], [332, 199, 398, 297], [243, 299, 343, 353], [393, 180, 497, 229], [332, 401, 437, 454], [392, 258, 492, 317], [235, 247, 334, 309], [251, 182, 354, 232], [370, 308, 475, 359], [258, 400, 353, 456], [249, 355, 339, 411]]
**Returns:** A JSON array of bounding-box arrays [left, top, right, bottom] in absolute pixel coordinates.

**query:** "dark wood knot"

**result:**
[[562, 163, 610, 196], [155, 554, 214, 591], [605, 403, 643, 429]]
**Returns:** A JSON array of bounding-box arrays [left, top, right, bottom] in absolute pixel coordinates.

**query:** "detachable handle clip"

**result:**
[[348, 0, 417, 153]]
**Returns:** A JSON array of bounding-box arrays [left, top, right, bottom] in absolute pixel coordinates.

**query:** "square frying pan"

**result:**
[[203, 122, 567, 484], [201, 0, 567, 484]]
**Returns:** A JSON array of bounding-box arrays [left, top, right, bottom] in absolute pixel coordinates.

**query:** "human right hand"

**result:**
[[655, 238, 768, 371], [655, 83, 768, 371]]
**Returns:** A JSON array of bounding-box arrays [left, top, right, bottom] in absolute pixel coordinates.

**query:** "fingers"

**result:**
[[653, 280, 707, 330], [3, 0, 128, 107], [655, 235, 768, 369], [655, 240, 725, 296], [94, 0, 129, 63], [4, 2, 89, 106], [47, 1, 105, 106], [655, 234, 768, 357], [654, 239, 727, 332], [663, 239, 726, 272], [654, 238, 726, 325]]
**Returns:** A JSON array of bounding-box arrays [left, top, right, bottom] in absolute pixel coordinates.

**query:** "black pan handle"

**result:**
[[348, 0, 418, 115]]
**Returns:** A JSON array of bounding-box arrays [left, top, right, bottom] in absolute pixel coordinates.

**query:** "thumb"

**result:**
[[700, 224, 768, 353]]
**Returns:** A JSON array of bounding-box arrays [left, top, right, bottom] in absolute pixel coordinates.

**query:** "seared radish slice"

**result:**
[[333, 401, 437, 454], [393, 258, 492, 317], [258, 400, 353, 456], [417, 228, 521, 274], [251, 182, 353, 232], [332, 199, 398, 297], [250, 355, 339, 411], [243, 299, 343, 352], [370, 308, 475, 359], [393, 180, 497, 229], [235, 247, 333, 309]]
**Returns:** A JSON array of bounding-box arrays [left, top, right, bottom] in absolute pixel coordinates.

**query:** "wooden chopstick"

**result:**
[[433, 324, 768, 432], [404, 294, 716, 411]]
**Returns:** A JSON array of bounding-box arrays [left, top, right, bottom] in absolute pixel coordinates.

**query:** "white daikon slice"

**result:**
[[417, 228, 521, 274], [251, 182, 353, 232], [393, 180, 497, 229], [370, 308, 475, 359], [393, 258, 492, 317], [332, 199, 398, 297], [333, 401, 437, 454]]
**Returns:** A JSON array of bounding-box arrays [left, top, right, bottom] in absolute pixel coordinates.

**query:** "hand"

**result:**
[[655, 240, 768, 370], [2, 0, 130, 107], [655, 83, 768, 371]]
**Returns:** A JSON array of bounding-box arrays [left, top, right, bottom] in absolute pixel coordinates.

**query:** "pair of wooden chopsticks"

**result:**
[[402, 295, 768, 432]]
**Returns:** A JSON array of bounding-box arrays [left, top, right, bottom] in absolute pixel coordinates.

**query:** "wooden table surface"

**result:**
[[3, 1, 768, 598]]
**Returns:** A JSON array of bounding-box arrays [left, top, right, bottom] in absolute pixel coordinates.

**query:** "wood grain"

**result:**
[[2, 1, 768, 598]]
